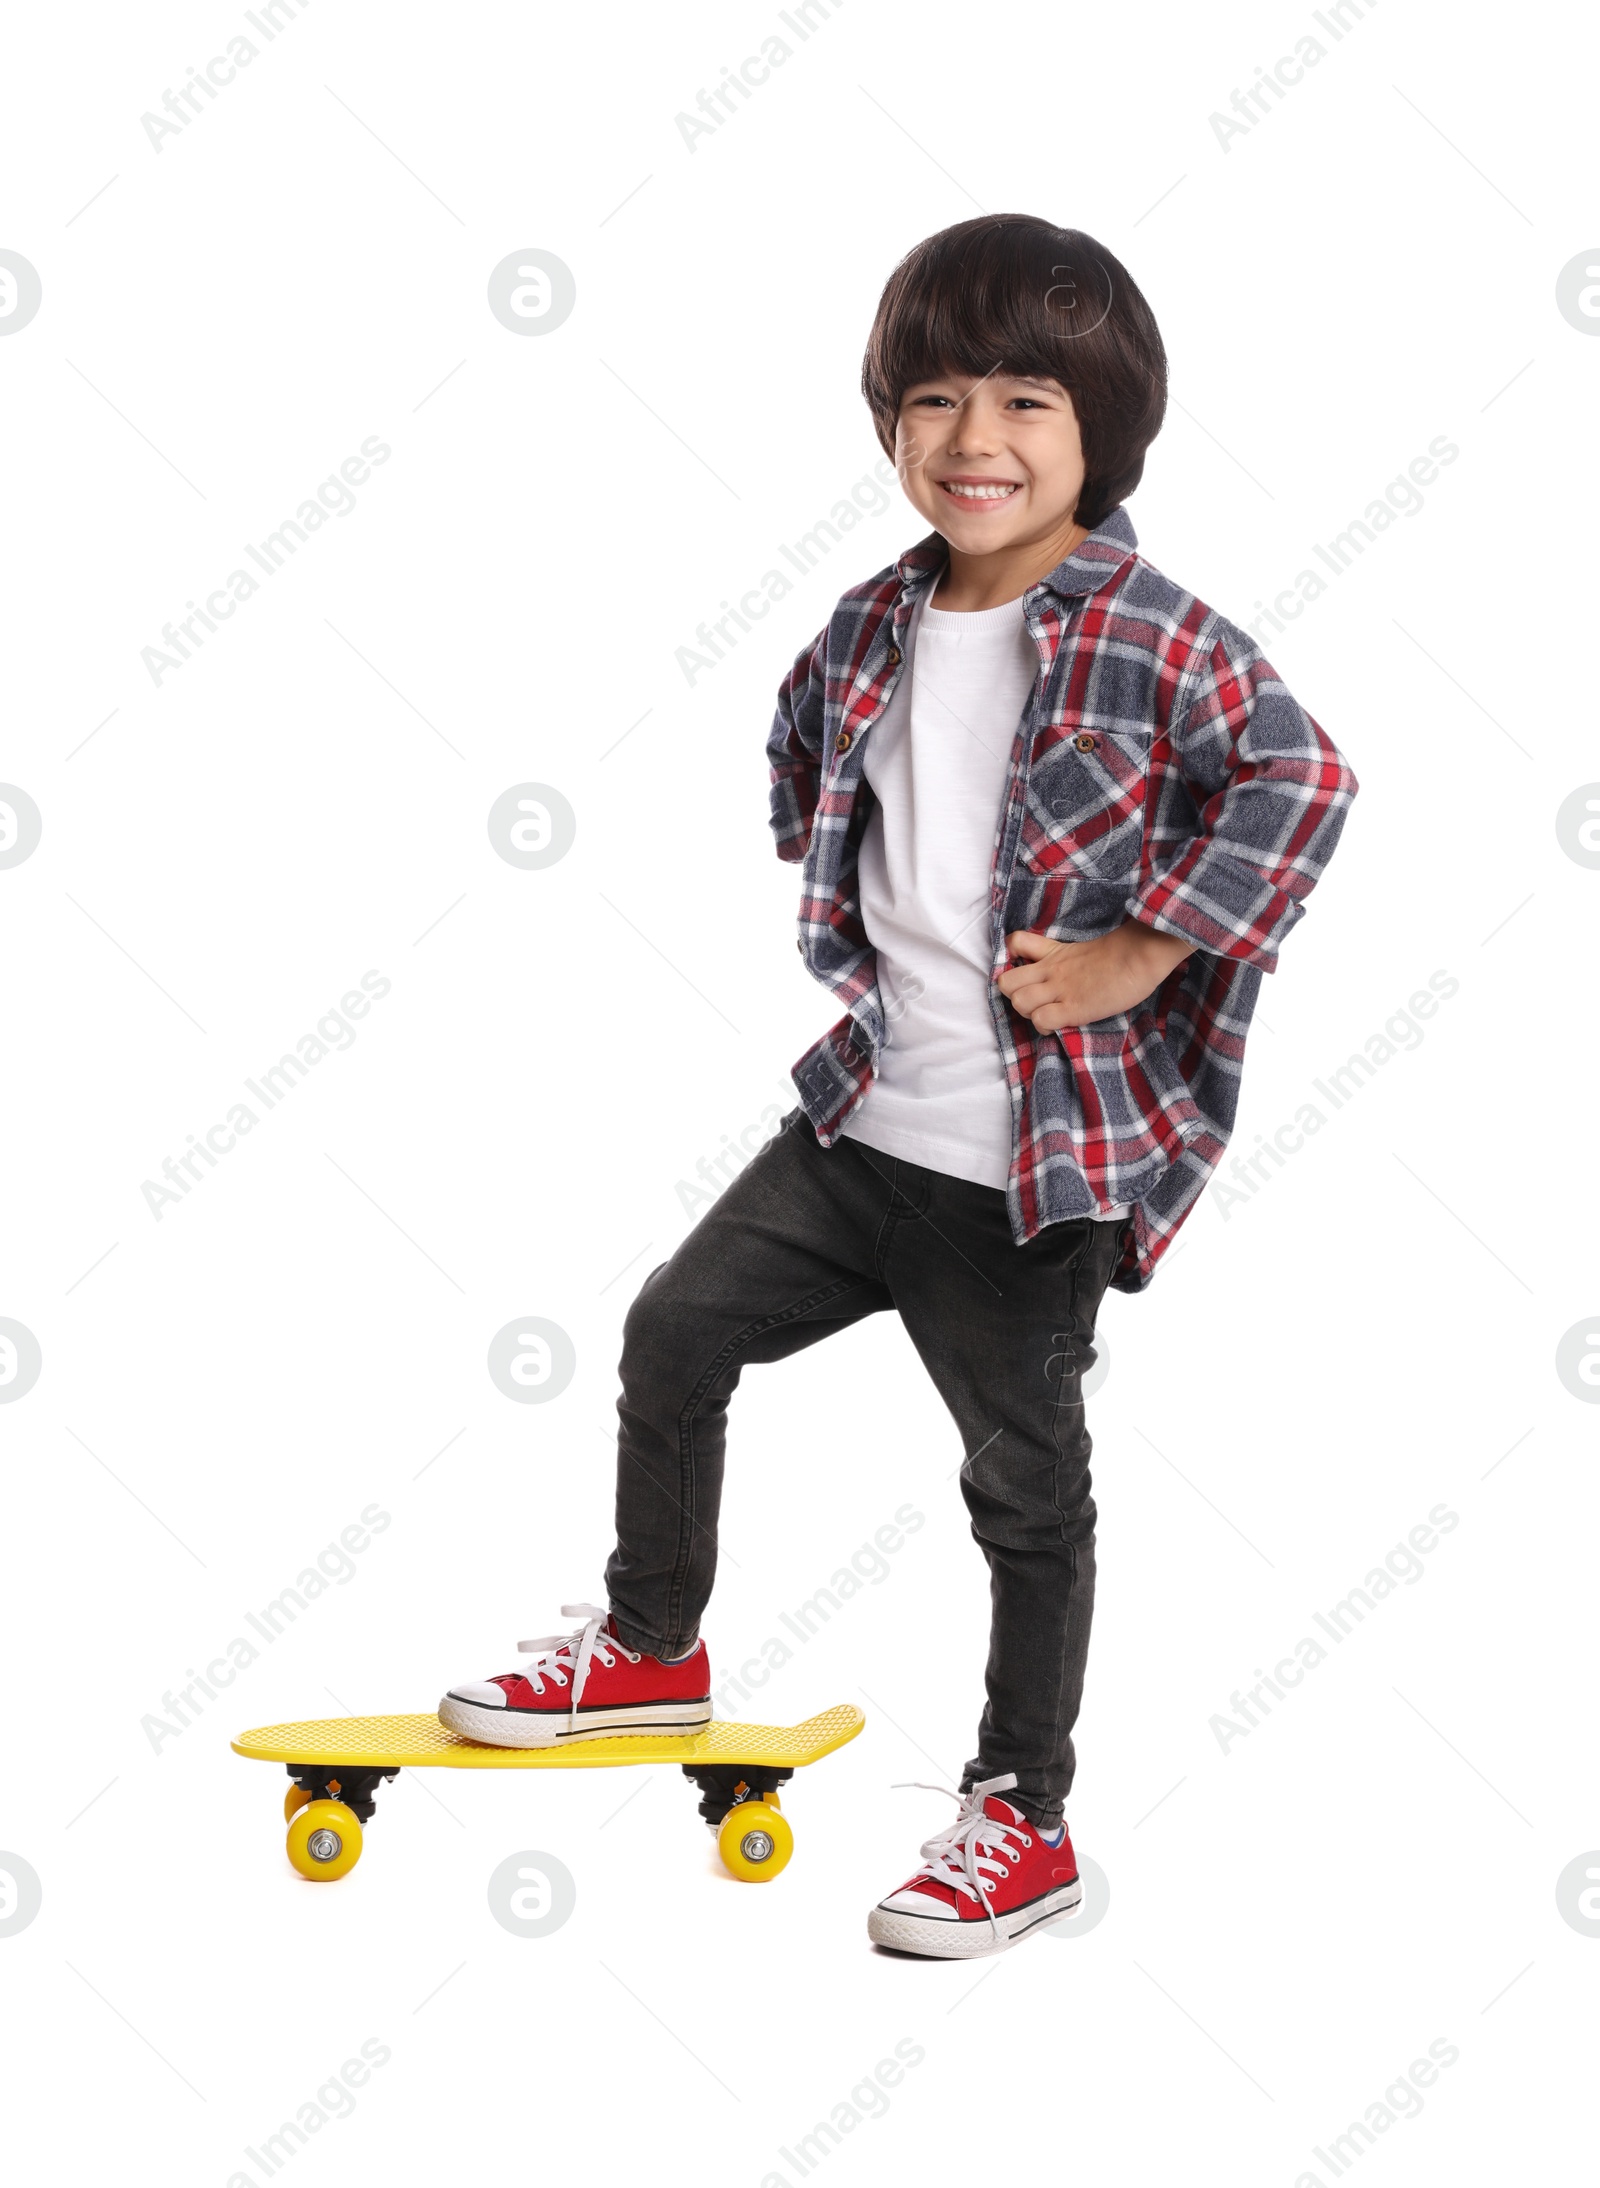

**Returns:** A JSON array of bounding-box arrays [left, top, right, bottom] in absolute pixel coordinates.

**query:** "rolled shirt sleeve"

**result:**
[[766, 627, 829, 864], [1127, 630, 1359, 970]]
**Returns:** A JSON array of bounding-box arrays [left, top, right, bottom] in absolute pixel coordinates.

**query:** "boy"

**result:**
[[440, 216, 1358, 1956]]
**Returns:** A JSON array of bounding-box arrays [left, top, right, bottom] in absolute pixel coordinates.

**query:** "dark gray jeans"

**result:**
[[604, 1107, 1129, 1825]]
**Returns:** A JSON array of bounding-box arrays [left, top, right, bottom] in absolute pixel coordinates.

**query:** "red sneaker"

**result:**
[[438, 1602, 711, 1748], [867, 1774, 1082, 1957]]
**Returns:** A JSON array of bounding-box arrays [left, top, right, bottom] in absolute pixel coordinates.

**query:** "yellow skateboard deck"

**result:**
[[233, 1703, 863, 1771], [234, 1705, 864, 1885]]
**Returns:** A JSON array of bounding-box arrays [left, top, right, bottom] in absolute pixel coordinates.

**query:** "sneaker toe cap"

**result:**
[[445, 1679, 508, 1707], [877, 1888, 959, 1921]]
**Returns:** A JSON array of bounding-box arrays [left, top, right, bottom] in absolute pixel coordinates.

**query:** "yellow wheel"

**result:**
[[717, 1801, 793, 1883], [286, 1799, 363, 1882], [284, 1783, 312, 1823]]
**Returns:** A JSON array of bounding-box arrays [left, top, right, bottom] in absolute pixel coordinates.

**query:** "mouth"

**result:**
[[937, 478, 1022, 506]]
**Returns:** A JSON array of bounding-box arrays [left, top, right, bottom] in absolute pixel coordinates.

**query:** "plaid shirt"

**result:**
[[767, 505, 1358, 1293]]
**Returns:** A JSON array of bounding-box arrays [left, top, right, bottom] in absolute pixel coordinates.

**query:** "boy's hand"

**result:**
[[998, 921, 1195, 1032]]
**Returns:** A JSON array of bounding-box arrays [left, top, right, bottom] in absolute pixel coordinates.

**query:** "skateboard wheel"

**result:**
[[286, 1799, 363, 1882], [284, 1783, 312, 1823], [716, 1801, 793, 1883]]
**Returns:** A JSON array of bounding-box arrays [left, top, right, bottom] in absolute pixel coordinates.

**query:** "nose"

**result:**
[[948, 390, 1003, 460]]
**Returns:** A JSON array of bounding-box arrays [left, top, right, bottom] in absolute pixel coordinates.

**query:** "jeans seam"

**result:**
[[871, 1201, 902, 1284], [662, 1275, 870, 1641], [1040, 1222, 1102, 1805], [869, 1155, 912, 1283], [1047, 1224, 1099, 1542]]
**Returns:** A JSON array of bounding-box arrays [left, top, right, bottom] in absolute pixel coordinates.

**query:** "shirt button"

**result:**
[[886, 646, 902, 667], [836, 730, 853, 753], [1073, 732, 1098, 752]]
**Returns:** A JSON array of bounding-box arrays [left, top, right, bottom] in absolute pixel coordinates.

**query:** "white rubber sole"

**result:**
[[867, 1877, 1083, 1958], [436, 1694, 712, 1748]]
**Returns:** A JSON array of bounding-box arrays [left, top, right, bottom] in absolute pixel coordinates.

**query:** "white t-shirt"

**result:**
[[841, 588, 1131, 1222]]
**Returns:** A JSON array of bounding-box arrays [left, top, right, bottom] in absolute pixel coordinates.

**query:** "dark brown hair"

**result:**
[[861, 215, 1168, 528]]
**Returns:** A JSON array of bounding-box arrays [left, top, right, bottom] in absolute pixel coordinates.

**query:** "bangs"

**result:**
[[875, 235, 1118, 396]]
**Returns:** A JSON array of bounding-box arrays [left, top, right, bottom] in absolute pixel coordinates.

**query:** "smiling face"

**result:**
[[894, 370, 1089, 578]]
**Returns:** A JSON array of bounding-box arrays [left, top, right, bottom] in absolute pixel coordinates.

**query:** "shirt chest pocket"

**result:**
[[1016, 723, 1154, 880]]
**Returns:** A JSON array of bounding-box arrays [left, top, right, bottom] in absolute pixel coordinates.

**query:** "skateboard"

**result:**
[[233, 1703, 865, 1884]]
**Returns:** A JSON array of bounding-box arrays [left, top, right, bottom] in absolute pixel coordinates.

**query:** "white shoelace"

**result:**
[[897, 1772, 1032, 1941], [509, 1602, 640, 1729]]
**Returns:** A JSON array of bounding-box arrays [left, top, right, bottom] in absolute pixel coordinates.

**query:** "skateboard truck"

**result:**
[[680, 1763, 794, 1830], [284, 1765, 399, 1824]]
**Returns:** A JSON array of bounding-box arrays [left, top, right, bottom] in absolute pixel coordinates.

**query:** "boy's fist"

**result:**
[[997, 921, 1194, 1033]]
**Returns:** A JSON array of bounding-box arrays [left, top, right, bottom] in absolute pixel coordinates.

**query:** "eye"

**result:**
[[1007, 397, 1045, 410], [908, 394, 955, 409]]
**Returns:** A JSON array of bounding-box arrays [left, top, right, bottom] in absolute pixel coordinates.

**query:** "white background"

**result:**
[[1, 0, 1596, 2181]]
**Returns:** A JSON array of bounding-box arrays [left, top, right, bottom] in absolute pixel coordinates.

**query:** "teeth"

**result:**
[[943, 482, 1017, 500]]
